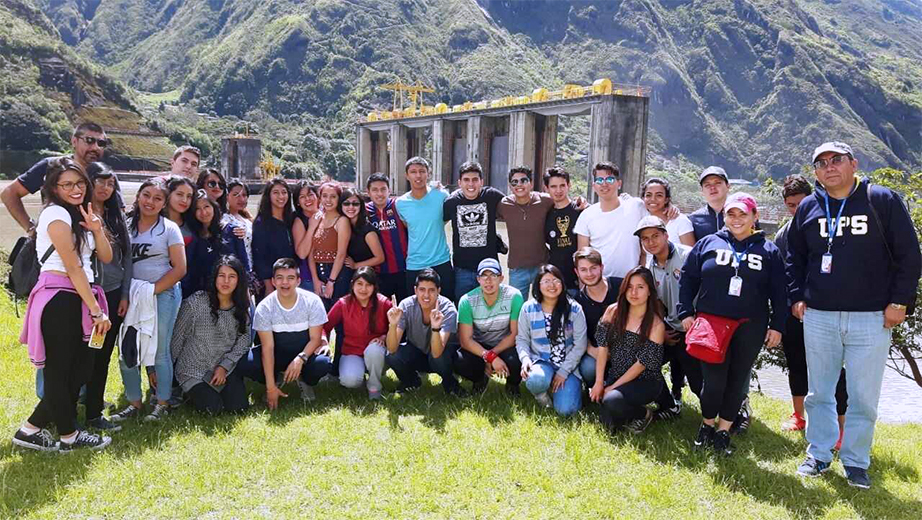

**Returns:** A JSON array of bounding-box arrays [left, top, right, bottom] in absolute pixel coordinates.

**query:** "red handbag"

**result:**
[[685, 312, 749, 364]]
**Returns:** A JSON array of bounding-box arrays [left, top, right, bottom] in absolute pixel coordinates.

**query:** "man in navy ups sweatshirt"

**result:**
[[788, 141, 921, 489]]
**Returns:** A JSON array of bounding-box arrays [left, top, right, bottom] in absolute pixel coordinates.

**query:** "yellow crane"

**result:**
[[380, 79, 435, 115]]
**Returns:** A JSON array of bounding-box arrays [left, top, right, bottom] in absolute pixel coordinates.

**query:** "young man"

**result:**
[[237, 258, 333, 410], [790, 142, 921, 488], [443, 161, 505, 298], [396, 156, 454, 301], [635, 216, 702, 419], [544, 166, 582, 293], [774, 175, 848, 436], [385, 269, 465, 396], [574, 162, 646, 279], [689, 166, 731, 241], [366, 172, 410, 302], [497, 166, 555, 297], [455, 258, 525, 395], [572, 247, 622, 386], [169, 145, 201, 179], [2, 122, 111, 235]]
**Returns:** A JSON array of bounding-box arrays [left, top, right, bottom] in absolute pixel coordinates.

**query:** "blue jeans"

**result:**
[[804, 309, 891, 469], [524, 360, 582, 416], [579, 354, 598, 386], [35, 368, 44, 399], [454, 268, 478, 301], [119, 284, 182, 403], [385, 342, 460, 392], [509, 266, 539, 299]]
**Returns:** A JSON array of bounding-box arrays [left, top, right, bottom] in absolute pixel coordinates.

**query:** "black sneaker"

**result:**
[[730, 397, 752, 434], [110, 404, 141, 422], [655, 400, 682, 421], [844, 466, 871, 489], [445, 386, 470, 398], [625, 411, 654, 434], [713, 429, 734, 456], [395, 382, 422, 394], [87, 416, 122, 432], [505, 382, 521, 397], [471, 378, 488, 395], [12, 428, 59, 452], [59, 430, 111, 452], [694, 424, 715, 450], [796, 456, 831, 478]]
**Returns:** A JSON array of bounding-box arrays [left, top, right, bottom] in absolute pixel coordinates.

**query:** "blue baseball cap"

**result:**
[[477, 258, 502, 276]]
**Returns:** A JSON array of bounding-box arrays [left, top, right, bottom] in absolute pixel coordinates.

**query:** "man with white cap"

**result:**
[[689, 166, 731, 241], [789, 141, 921, 488]]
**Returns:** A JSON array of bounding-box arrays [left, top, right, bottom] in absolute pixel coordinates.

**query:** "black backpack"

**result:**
[[7, 235, 55, 298]]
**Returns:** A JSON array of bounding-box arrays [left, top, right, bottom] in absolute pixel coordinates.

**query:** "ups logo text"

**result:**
[[818, 216, 868, 237]]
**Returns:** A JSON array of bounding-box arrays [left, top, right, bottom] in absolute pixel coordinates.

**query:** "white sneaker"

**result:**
[[297, 380, 316, 402], [535, 392, 553, 408]]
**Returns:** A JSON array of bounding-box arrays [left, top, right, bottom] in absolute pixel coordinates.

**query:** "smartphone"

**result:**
[[89, 326, 106, 349]]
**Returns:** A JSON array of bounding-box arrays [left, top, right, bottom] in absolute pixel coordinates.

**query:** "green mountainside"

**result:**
[[10, 0, 922, 180]]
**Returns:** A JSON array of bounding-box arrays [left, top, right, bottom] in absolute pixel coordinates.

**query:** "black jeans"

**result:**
[[700, 316, 767, 421], [85, 289, 125, 421], [454, 344, 522, 388], [28, 291, 93, 436], [237, 346, 332, 386], [186, 370, 249, 414], [655, 330, 703, 408], [378, 270, 409, 303], [315, 263, 353, 311], [385, 342, 460, 392], [406, 261, 454, 303], [782, 314, 848, 415], [600, 378, 662, 430]]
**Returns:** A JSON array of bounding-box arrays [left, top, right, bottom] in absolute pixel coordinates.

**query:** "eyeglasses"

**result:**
[[57, 180, 87, 191], [342, 201, 363, 207], [594, 176, 619, 185], [539, 278, 563, 287], [76, 135, 110, 148], [95, 179, 117, 189], [478, 272, 499, 280], [509, 177, 531, 186], [206, 180, 226, 190], [813, 154, 850, 170]]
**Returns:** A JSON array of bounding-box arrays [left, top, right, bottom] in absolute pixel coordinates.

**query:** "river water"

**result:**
[[1, 181, 919, 423]]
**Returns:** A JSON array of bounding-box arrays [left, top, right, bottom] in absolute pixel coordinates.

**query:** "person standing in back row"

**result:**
[[689, 166, 731, 241], [789, 142, 921, 489], [544, 166, 583, 295]]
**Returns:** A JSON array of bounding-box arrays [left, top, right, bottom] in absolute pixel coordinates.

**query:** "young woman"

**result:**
[[323, 267, 392, 400], [251, 177, 295, 297], [677, 192, 787, 455], [171, 256, 251, 414], [642, 177, 695, 246], [14, 158, 113, 451], [223, 179, 253, 268], [110, 179, 187, 423], [590, 266, 666, 435], [182, 193, 248, 298], [516, 265, 588, 416], [164, 176, 196, 246], [308, 182, 351, 308], [340, 188, 385, 272], [83, 162, 132, 431], [292, 181, 320, 289], [196, 168, 228, 213]]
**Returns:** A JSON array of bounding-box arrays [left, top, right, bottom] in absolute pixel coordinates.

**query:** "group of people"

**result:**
[[5, 123, 919, 491]]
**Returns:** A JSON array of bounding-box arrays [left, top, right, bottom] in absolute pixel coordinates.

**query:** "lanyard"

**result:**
[[822, 192, 848, 254], [723, 238, 754, 276]]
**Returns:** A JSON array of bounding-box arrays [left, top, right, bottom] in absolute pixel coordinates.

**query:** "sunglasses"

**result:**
[[594, 176, 619, 185], [509, 177, 531, 186], [813, 154, 850, 170], [206, 180, 226, 189], [342, 201, 363, 207], [77, 135, 110, 148]]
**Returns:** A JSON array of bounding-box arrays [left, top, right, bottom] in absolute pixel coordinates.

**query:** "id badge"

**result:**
[[821, 253, 833, 274], [728, 276, 743, 297]]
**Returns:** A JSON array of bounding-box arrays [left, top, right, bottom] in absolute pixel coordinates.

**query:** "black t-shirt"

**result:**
[[576, 276, 623, 346], [545, 202, 582, 289], [17, 155, 125, 207], [443, 187, 505, 270], [348, 222, 378, 264]]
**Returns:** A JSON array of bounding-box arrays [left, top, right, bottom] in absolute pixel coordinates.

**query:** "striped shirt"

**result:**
[[514, 299, 588, 380], [457, 285, 524, 347], [366, 198, 408, 274]]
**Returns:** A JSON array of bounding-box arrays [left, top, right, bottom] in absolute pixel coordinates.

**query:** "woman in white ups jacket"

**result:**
[[677, 192, 787, 457], [788, 141, 921, 489]]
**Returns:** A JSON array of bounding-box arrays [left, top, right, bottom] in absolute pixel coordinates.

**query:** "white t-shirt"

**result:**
[[130, 216, 184, 283], [665, 213, 694, 244], [37, 204, 96, 282], [574, 197, 645, 279], [253, 288, 328, 353]]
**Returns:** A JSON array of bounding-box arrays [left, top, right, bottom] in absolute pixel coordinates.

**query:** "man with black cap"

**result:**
[[790, 141, 921, 489], [689, 166, 731, 241]]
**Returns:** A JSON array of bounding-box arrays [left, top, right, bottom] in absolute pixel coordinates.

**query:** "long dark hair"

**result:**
[[340, 187, 368, 228], [189, 191, 223, 241], [87, 162, 129, 256], [292, 181, 319, 227], [531, 264, 571, 345], [196, 168, 228, 213], [349, 266, 382, 335], [129, 179, 168, 237], [207, 255, 250, 335], [605, 266, 660, 345], [164, 175, 197, 224], [226, 179, 253, 220], [257, 177, 292, 224], [41, 157, 90, 255]]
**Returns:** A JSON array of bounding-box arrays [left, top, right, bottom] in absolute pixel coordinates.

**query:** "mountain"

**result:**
[[16, 0, 922, 179]]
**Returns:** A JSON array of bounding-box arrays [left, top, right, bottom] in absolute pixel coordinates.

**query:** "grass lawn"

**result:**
[[1, 291, 920, 519]]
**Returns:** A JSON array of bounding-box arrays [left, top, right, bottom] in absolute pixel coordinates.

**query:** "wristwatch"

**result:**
[[889, 303, 907, 311], [297, 352, 309, 363]]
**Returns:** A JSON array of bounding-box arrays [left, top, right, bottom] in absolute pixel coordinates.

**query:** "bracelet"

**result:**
[[889, 303, 907, 311], [328, 278, 336, 283], [431, 327, 441, 332], [482, 350, 498, 364], [297, 352, 309, 363]]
